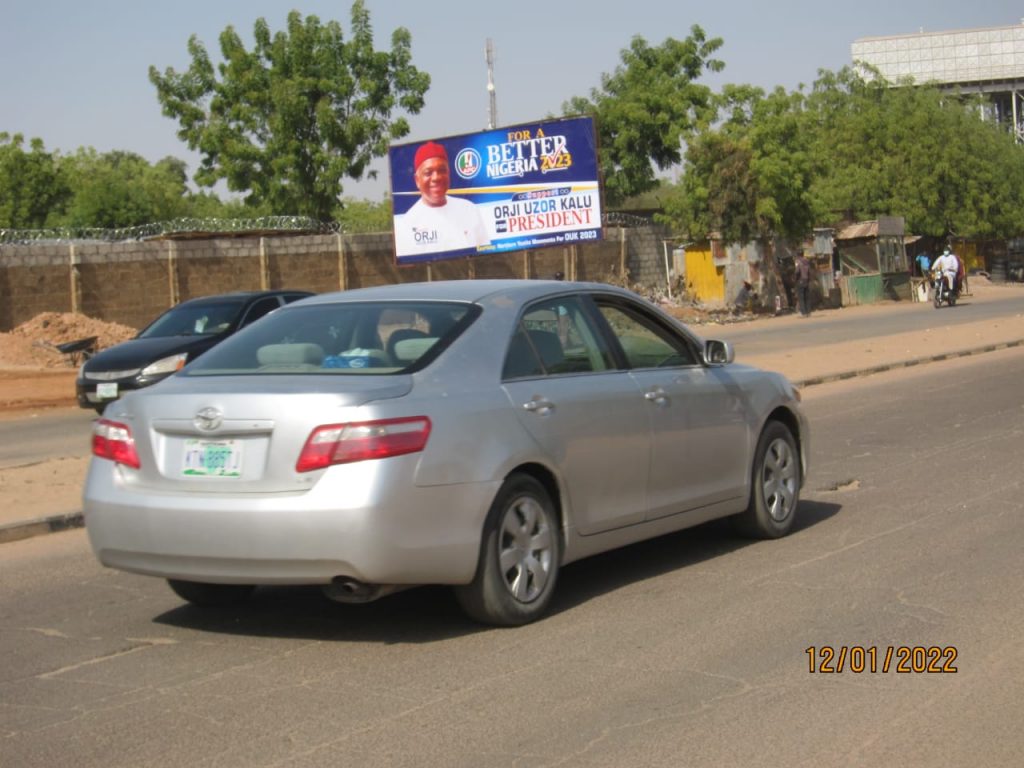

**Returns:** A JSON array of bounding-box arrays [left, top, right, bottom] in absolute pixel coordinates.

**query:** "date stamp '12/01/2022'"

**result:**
[[806, 646, 958, 674]]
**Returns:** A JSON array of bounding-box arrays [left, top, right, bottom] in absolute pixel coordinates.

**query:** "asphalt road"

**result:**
[[712, 291, 1024, 356], [0, 408, 94, 469], [2, 347, 1022, 767]]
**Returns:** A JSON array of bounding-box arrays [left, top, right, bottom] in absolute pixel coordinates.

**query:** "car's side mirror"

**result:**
[[703, 339, 735, 366]]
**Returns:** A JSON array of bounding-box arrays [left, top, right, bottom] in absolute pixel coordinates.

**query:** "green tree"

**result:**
[[184, 190, 267, 219], [563, 28, 724, 206], [338, 196, 391, 233], [149, 3, 429, 221], [0, 133, 71, 229], [661, 85, 814, 242], [664, 65, 1024, 242], [55, 150, 192, 228], [805, 66, 1024, 238]]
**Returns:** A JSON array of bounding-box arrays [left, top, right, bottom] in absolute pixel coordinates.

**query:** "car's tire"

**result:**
[[167, 579, 255, 607], [734, 421, 801, 539], [455, 474, 561, 626]]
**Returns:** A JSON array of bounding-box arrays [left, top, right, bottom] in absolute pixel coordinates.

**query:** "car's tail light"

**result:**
[[92, 418, 141, 469], [296, 417, 431, 472]]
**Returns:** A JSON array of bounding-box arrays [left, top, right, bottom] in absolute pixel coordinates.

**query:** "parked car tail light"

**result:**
[[92, 419, 141, 469], [296, 417, 432, 472]]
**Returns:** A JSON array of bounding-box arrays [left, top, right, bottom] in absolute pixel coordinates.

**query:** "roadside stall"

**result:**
[[834, 217, 911, 306]]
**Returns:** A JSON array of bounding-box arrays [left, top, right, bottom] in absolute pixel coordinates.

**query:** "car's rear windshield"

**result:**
[[182, 301, 478, 376]]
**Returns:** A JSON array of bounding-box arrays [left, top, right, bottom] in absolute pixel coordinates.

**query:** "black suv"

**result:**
[[76, 290, 314, 412]]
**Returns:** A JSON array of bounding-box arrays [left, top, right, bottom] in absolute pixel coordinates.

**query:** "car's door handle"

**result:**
[[644, 387, 668, 404], [522, 396, 555, 415]]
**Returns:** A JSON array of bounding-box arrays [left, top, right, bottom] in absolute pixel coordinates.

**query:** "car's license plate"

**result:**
[[183, 439, 243, 477], [96, 382, 118, 399]]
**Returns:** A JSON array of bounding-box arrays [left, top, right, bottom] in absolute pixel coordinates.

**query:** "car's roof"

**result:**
[[299, 280, 631, 306]]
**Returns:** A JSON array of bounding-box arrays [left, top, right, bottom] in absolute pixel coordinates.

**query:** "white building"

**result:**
[[851, 22, 1024, 141]]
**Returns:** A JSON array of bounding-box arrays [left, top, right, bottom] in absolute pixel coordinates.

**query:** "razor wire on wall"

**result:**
[[0, 212, 659, 245], [0, 217, 340, 245]]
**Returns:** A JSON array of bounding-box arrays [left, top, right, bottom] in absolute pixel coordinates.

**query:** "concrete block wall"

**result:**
[[0, 243, 77, 331], [78, 242, 169, 330], [624, 223, 675, 288], [0, 224, 666, 332]]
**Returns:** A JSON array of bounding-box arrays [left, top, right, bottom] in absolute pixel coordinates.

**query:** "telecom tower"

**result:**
[[486, 39, 498, 130]]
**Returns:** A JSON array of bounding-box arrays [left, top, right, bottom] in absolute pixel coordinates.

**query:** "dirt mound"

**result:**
[[0, 312, 137, 370]]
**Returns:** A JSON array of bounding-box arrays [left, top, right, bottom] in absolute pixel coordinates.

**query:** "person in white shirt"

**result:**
[[931, 247, 959, 294], [394, 142, 489, 257]]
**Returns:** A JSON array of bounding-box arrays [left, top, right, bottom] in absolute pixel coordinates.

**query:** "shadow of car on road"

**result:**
[[152, 500, 842, 641]]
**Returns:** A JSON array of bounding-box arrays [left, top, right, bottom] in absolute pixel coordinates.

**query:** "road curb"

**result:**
[[0, 511, 84, 544], [792, 337, 1024, 388]]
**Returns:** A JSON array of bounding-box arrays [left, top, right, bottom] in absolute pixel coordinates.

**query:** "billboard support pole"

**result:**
[[663, 240, 673, 300], [619, 228, 627, 279], [336, 234, 347, 291]]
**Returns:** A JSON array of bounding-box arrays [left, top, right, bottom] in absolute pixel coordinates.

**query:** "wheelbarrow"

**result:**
[[55, 336, 99, 367]]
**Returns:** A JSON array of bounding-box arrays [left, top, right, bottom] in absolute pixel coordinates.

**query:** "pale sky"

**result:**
[[2, 0, 1020, 200]]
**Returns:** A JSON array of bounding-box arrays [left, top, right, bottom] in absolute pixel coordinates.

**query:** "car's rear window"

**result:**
[[182, 301, 477, 376]]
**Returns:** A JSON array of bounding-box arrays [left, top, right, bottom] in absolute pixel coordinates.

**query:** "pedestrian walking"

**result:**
[[795, 253, 812, 317]]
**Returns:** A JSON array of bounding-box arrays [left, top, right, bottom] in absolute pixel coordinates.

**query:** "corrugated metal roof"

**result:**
[[836, 221, 880, 240], [836, 218, 910, 241]]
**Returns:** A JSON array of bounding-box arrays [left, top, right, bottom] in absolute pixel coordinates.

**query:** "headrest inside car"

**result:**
[[256, 343, 325, 366], [392, 337, 438, 363]]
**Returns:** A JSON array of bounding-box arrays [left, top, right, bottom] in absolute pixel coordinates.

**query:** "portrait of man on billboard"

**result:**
[[393, 141, 489, 259]]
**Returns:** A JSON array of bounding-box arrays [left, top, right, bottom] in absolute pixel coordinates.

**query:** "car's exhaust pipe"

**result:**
[[322, 577, 406, 604]]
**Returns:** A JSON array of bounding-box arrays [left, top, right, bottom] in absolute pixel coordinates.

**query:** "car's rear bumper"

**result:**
[[82, 459, 498, 587]]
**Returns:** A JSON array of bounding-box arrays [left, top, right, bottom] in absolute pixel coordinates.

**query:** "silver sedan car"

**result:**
[[84, 280, 808, 626]]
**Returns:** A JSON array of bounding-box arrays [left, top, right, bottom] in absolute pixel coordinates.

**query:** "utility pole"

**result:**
[[485, 39, 497, 130]]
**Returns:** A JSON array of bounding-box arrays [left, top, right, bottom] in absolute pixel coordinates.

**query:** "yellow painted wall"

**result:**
[[952, 240, 983, 272], [684, 242, 725, 303]]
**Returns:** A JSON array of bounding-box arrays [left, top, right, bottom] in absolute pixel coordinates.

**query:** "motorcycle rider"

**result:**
[[932, 247, 960, 297]]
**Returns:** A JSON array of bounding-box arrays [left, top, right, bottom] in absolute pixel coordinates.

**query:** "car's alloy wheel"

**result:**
[[455, 474, 561, 626], [735, 421, 800, 538]]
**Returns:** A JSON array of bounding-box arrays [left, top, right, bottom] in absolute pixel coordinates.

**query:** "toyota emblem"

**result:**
[[194, 407, 223, 431]]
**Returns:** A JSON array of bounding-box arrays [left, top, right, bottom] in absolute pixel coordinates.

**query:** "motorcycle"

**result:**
[[932, 272, 958, 308]]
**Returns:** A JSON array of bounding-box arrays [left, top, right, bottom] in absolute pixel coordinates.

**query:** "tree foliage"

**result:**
[[661, 65, 1024, 241], [337, 197, 392, 233], [563, 27, 724, 206], [55, 150, 194, 228], [149, 2, 429, 221], [1, 135, 271, 231], [0, 133, 70, 229], [804, 66, 1024, 238], [662, 85, 814, 242]]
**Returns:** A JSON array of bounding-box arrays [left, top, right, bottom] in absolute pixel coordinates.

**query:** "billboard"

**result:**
[[389, 116, 602, 265]]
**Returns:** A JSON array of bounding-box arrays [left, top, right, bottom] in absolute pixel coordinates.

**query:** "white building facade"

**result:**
[[852, 22, 1024, 142]]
